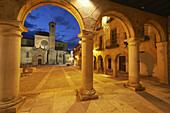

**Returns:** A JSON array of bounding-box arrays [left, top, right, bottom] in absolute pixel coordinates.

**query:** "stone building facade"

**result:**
[[73, 44, 81, 67], [74, 16, 168, 84], [20, 22, 73, 66], [93, 16, 166, 83]]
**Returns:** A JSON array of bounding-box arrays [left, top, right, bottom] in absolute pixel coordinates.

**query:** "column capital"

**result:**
[[127, 38, 140, 46], [78, 29, 98, 38], [0, 20, 28, 37]]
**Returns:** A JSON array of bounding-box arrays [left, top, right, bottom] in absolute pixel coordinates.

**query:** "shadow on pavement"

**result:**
[[66, 101, 90, 113], [137, 91, 170, 112]]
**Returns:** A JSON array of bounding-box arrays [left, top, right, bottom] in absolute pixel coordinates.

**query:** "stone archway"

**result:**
[[17, 0, 101, 103], [144, 20, 166, 42], [2, 0, 169, 112], [94, 10, 145, 90], [95, 11, 135, 39], [142, 20, 168, 84], [17, 0, 85, 32], [0, 0, 100, 112]]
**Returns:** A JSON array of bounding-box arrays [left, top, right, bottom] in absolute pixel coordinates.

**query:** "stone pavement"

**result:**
[[18, 66, 170, 113]]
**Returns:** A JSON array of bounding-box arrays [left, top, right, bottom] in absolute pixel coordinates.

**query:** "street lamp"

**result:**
[[75, 55, 79, 59], [79, 40, 82, 44], [93, 49, 98, 55]]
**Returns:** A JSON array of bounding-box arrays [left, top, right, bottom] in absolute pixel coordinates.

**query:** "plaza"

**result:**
[[18, 66, 170, 113]]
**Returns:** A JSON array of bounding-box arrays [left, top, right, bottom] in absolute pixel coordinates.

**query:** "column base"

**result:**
[[0, 96, 26, 113], [76, 88, 98, 101], [124, 82, 145, 91], [113, 75, 118, 78]]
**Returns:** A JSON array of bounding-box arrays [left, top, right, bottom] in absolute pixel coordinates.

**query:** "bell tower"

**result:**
[[48, 22, 56, 64]]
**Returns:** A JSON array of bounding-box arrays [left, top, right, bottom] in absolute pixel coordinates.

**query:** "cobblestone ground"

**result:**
[[18, 66, 170, 113]]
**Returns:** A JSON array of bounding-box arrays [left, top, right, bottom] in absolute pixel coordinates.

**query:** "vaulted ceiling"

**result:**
[[109, 0, 170, 17]]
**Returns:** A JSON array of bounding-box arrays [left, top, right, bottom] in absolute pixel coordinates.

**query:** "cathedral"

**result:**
[[20, 22, 73, 66]]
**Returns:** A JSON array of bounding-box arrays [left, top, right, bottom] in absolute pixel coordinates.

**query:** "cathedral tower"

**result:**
[[48, 22, 56, 64]]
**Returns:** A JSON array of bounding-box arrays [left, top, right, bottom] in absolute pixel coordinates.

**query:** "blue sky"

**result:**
[[22, 5, 81, 50]]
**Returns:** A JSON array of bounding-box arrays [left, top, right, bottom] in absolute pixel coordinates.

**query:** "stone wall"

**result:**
[[94, 19, 128, 72], [94, 16, 163, 78], [20, 47, 33, 65], [34, 35, 49, 49], [32, 48, 47, 65], [139, 24, 159, 77], [55, 41, 68, 51], [168, 16, 170, 84]]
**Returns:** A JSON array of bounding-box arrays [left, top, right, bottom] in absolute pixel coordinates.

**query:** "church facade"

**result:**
[[20, 22, 73, 66]]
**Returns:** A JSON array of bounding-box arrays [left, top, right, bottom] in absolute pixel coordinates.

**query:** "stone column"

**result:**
[[103, 61, 107, 74], [156, 42, 168, 84], [125, 38, 145, 91], [96, 60, 99, 72], [77, 30, 98, 100], [0, 20, 27, 112], [113, 61, 117, 77]]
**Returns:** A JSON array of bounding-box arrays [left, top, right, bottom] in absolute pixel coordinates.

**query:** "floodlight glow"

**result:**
[[79, 40, 82, 44], [69, 57, 74, 61], [93, 49, 98, 55], [79, 0, 92, 7], [102, 16, 109, 24]]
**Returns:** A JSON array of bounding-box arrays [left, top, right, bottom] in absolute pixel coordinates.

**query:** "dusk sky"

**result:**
[[22, 5, 81, 50]]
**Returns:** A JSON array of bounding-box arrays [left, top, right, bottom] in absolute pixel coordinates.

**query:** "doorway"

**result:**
[[119, 56, 126, 72], [38, 59, 42, 65]]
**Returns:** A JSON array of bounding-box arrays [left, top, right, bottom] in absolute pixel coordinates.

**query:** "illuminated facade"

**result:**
[[93, 17, 166, 83], [20, 22, 73, 66]]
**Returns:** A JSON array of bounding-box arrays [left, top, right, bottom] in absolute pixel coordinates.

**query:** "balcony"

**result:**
[[105, 39, 119, 49], [95, 44, 103, 51]]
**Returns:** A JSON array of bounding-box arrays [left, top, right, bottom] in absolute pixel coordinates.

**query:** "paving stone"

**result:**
[[19, 66, 170, 113]]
